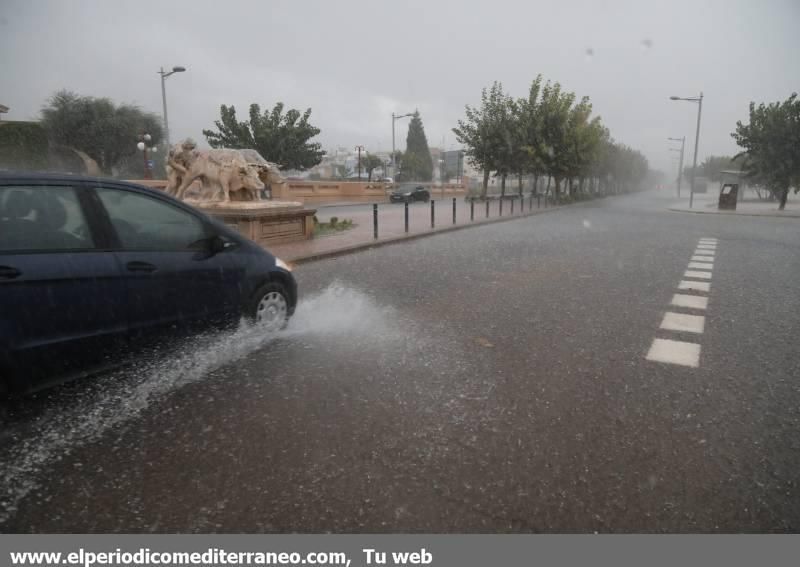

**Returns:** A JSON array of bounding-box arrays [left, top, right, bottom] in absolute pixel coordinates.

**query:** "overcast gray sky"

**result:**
[[2, 0, 798, 173]]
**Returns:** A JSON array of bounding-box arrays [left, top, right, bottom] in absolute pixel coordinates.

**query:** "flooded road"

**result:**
[[3, 192, 799, 532]]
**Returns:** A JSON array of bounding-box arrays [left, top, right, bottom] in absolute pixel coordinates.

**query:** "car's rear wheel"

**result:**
[[247, 282, 290, 332]]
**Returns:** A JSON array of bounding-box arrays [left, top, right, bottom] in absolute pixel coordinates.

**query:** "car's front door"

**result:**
[[92, 185, 243, 340], [0, 184, 128, 390]]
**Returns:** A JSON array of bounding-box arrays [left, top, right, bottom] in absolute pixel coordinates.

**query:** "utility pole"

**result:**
[[668, 136, 685, 197], [355, 145, 365, 180], [670, 92, 703, 208], [677, 137, 685, 198], [391, 112, 413, 179]]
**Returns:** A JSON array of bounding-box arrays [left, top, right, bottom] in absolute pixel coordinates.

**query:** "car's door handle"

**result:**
[[0, 266, 22, 279], [126, 261, 158, 273]]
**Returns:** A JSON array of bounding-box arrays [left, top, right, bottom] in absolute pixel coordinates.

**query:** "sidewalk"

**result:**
[[269, 196, 565, 263], [668, 191, 800, 218]]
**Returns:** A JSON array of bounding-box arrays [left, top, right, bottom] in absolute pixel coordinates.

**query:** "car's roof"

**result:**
[[0, 171, 147, 188]]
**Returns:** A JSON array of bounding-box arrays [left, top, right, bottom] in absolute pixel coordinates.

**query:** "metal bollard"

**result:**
[[485, 200, 489, 218], [520, 195, 524, 213], [404, 201, 409, 233], [511, 198, 515, 214], [499, 198, 503, 217], [430, 200, 435, 229], [452, 198, 456, 225], [537, 194, 541, 209], [470, 199, 475, 222], [373, 203, 378, 240], [544, 195, 548, 208]]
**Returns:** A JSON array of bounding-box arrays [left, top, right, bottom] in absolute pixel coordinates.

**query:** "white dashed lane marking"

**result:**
[[646, 237, 719, 368], [646, 338, 701, 368], [660, 312, 706, 334], [684, 270, 712, 279], [671, 294, 708, 310], [678, 280, 711, 292]]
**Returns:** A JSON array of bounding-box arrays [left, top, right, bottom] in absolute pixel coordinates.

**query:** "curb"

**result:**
[[667, 207, 800, 219], [315, 201, 388, 209], [287, 198, 603, 264]]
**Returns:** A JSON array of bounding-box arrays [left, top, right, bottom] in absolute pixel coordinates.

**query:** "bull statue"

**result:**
[[166, 139, 274, 202]]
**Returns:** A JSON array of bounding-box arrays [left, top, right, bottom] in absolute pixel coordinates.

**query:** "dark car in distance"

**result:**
[[390, 186, 430, 203], [0, 173, 297, 394]]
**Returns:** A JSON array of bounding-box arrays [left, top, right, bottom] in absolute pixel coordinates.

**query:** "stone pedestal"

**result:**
[[189, 200, 316, 246]]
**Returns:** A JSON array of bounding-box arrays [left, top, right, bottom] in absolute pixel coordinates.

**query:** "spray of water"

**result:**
[[0, 283, 391, 525]]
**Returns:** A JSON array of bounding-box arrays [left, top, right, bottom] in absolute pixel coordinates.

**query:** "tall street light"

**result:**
[[668, 136, 685, 198], [391, 112, 414, 177], [159, 66, 186, 149], [669, 93, 703, 208]]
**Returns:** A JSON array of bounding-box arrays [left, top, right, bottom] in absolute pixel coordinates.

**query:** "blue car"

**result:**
[[0, 173, 297, 394]]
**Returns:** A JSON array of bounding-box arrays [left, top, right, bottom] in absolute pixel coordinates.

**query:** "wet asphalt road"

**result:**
[[2, 191, 799, 533]]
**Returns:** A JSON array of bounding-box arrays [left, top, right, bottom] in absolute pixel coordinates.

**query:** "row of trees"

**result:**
[[453, 77, 649, 199], [21, 91, 327, 176]]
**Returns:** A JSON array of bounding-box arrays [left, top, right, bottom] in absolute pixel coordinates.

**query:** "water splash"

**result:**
[[0, 283, 392, 525]]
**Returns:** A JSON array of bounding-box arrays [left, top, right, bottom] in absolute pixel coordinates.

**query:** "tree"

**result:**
[[0, 121, 48, 170], [538, 81, 575, 196], [515, 75, 546, 195], [40, 90, 163, 175], [334, 164, 353, 179], [453, 82, 513, 198], [203, 102, 324, 171], [732, 93, 800, 210], [402, 111, 434, 181], [362, 153, 384, 181]]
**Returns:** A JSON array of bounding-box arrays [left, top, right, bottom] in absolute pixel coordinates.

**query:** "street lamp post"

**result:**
[[158, 66, 186, 149], [668, 137, 685, 198], [669, 93, 703, 208], [137, 133, 158, 179], [391, 112, 413, 178], [354, 145, 365, 180]]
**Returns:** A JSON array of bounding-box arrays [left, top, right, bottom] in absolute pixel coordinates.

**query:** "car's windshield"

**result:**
[[1, 0, 799, 545]]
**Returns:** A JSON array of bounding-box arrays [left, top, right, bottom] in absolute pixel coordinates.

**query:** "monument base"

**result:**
[[189, 200, 316, 246]]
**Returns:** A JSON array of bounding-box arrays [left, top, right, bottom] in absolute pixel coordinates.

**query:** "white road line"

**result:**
[[697, 244, 717, 250], [671, 294, 708, 310], [699, 238, 717, 243], [660, 312, 706, 334], [694, 251, 715, 258], [685, 270, 712, 279], [687, 261, 714, 270], [691, 255, 713, 262], [679, 280, 711, 292], [646, 338, 701, 367]]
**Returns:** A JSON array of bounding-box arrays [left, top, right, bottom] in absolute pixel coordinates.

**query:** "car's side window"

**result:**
[[0, 185, 94, 252], [95, 188, 208, 251]]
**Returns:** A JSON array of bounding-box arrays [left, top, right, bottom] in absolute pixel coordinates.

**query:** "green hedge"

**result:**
[[0, 121, 48, 170]]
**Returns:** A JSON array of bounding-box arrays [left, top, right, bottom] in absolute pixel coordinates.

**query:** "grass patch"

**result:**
[[313, 215, 356, 236]]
